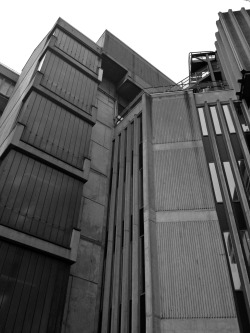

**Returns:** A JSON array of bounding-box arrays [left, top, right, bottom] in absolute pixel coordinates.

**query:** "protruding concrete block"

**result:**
[[71, 239, 101, 283], [80, 198, 105, 241]]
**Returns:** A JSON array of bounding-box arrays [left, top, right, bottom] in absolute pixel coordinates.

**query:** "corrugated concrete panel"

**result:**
[[160, 318, 239, 333], [20, 92, 91, 169], [54, 28, 99, 73], [0, 150, 82, 247], [102, 31, 175, 87], [41, 51, 98, 113], [0, 34, 48, 148], [152, 93, 201, 144], [0, 240, 69, 333], [156, 220, 236, 319], [154, 148, 214, 211]]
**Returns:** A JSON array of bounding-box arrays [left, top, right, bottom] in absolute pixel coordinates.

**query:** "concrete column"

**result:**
[[216, 100, 250, 238], [111, 131, 126, 333], [101, 138, 119, 333], [229, 99, 250, 179], [132, 117, 140, 333], [142, 94, 155, 333], [204, 101, 250, 320], [121, 123, 132, 333]]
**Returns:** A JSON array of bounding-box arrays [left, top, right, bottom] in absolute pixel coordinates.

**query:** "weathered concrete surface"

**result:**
[[64, 277, 98, 333], [96, 94, 114, 128], [80, 198, 105, 241], [71, 239, 101, 283], [91, 121, 112, 149], [62, 82, 115, 333], [82, 171, 107, 206], [89, 141, 110, 175]]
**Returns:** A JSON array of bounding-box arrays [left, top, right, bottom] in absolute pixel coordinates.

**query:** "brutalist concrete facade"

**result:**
[[1, 7, 250, 333]]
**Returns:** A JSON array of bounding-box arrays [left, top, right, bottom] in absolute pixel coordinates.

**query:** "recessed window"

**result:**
[[224, 232, 241, 290], [210, 106, 222, 134], [209, 163, 223, 203], [223, 105, 236, 133], [198, 107, 208, 136], [223, 161, 238, 201]]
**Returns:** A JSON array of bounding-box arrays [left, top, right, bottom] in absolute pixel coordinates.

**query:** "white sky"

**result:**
[[1, 0, 250, 83]]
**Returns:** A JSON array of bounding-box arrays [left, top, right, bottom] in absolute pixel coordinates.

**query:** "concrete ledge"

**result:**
[[153, 141, 202, 151], [156, 209, 217, 223], [0, 224, 80, 263], [195, 89, 236, 105], [160, 318, 240, 333]]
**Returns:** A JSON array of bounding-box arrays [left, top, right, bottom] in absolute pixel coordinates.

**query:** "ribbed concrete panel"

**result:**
[[217, 9, 250, 71], [234, 10, 250, 49], [0, 240, 69, 333], [20, 92, 91, 168], [54, 29, 99, 73], [152, 93, 201, 144], [156, 220, 236, 319], [0, 150, 82, 247], [154, 148, 214, 211], [41, 52, 97, 113]]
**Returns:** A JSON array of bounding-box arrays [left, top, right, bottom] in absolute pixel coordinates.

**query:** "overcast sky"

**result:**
[[1, 0, 250, 83]]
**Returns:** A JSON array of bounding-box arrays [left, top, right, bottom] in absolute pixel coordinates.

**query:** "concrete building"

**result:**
[[1, 6, 250, 333]]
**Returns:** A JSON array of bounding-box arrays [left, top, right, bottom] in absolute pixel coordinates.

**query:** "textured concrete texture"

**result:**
[[82, 171, 107, 206], [156, 209, 217, 223], [71, 239, 101, 283], [80, 198, 105, 241], [90, 141, 110, 175], [96, 94, 114, 128], [64, 277, 97, 333], [91, 121, 112, 149], [160, 318, 240, 333]]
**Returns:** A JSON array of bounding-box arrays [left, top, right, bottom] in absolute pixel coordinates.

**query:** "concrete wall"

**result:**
[[62, 79, 115, 333], [142, 91, 239, 332]]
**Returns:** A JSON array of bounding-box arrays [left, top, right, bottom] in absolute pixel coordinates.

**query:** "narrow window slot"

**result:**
[[198, 107, 208, 136], [210, 106, 222, 134], [222, 105, 236, 133], [209, 163, 223, 202], [223, 161, 238, 201]]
